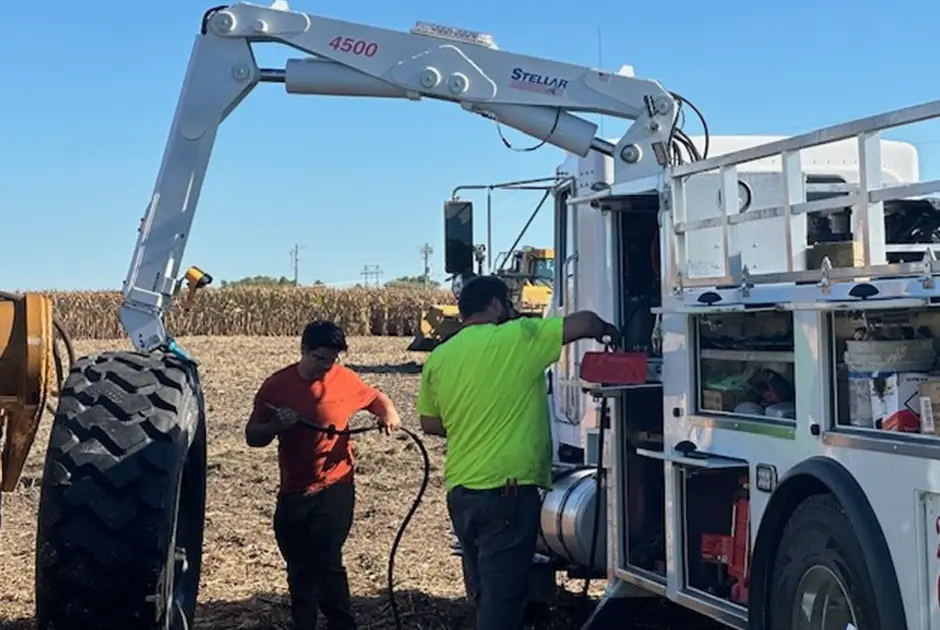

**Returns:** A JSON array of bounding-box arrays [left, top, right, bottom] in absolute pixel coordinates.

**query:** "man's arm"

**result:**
[[563, 310, 620, 345], [416, 362, 446, 437], [245, 409, 279, 448], [366, 390, 402, 432], [420, 415, 447, 437], [512, 312, 619, 375], [245, 381, 281, 448]]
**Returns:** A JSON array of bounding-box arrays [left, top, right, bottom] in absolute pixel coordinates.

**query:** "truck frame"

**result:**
[[18, 1, 940, 629]]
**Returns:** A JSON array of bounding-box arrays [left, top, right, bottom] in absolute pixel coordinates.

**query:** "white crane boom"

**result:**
[[118, 1, 684, 354]]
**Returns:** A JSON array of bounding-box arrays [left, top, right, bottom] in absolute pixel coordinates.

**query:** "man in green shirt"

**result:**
[[417, 275, 619, 630]]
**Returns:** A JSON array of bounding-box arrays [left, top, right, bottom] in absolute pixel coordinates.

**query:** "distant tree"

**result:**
[[312, 279, 325, 286], [220, 274, 294, 287], [386, 275, 440, 289]]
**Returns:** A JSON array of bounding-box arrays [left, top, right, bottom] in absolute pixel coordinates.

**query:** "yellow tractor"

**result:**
[[408, 198, 555, 351]]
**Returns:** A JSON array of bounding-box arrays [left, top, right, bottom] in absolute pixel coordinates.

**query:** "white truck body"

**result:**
[[545, 115, 940, 629]]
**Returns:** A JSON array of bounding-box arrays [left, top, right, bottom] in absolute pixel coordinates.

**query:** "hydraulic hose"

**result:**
[[265, 405, 430, 630]]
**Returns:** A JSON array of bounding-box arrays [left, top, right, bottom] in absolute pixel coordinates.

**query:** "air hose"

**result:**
[[265, 405, 430, 630]]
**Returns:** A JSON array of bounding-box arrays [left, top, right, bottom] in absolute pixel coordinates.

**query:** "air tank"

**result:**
[[537, 467, 606, 572]]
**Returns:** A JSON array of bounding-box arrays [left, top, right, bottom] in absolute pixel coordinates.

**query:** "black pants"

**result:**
[[447, 484, 541, 630], [273, 482, 356, 630]]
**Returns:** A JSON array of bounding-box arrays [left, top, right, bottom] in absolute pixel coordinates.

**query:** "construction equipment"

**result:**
[[408, 179, 558, 351], [0, 293, 74, 503], [496, 245, 555, 313], [11, 2, 940, 629], [407, 244, 554, 351]]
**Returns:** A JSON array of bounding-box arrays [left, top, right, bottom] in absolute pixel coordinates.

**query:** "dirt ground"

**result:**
[[0, 336, 720, 630]]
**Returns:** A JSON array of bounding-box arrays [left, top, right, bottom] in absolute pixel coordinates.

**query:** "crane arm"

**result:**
[[120, 1, 683, 353]]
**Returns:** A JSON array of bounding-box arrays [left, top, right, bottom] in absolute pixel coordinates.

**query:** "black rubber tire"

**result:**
[[34, 350, 207, 630], [768, 493, 879, 630]]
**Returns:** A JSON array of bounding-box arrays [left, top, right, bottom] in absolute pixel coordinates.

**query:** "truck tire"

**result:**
[[34, 351, 207, 630], [768, 493, 876, 630]]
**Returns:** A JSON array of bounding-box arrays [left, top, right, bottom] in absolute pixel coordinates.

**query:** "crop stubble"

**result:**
[[0, 336, 717, 630]]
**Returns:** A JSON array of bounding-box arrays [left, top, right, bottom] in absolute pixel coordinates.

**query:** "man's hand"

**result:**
[[267, 404, 302, 433], [595, 319, 622, 347], [563, 311, 622, 346], [378, 410, 402, 435]]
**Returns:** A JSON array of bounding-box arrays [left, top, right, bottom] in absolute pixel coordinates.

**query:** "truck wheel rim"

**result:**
[[791, 565, 858, 630]]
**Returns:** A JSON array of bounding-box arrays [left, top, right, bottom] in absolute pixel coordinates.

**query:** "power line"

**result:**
[[360, 264, 383, 287], [419, 243, 434, 287]]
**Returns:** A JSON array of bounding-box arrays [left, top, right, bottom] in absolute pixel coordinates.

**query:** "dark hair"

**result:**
[[458, 276, 511, 318], [301, 320, 348, 352]]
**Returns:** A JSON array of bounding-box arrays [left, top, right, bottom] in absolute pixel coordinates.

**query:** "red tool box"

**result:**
[[579, 350, 648, 385]]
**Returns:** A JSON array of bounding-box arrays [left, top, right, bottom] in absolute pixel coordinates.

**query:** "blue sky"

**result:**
[[3, 0, 938, 290]]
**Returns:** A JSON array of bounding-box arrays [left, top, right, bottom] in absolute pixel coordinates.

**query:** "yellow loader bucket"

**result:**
[[408, 304, 462, 352]]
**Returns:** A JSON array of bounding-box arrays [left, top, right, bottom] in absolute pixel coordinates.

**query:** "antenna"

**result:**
[[598, 26, 605, 137]]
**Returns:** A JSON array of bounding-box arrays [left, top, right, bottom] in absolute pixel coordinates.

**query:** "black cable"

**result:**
[[488, 107, 563, 153], [264, 404, 430, 630], [670, 91, 710, 160]]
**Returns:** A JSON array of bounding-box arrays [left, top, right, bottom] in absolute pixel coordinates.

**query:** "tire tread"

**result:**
[[35, 350, 200, 630]]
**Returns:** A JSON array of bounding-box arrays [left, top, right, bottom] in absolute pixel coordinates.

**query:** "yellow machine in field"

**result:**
[[500, 246, 555, 313], [407, 247, 554, 351], [408, 189, 556, 353], [0, 292, 72, 504]]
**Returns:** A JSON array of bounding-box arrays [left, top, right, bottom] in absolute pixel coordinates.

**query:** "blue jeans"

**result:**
[[447, 484, 541, 630]]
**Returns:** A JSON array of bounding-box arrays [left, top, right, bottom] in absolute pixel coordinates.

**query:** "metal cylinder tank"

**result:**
[[537, 467, 606, 572]]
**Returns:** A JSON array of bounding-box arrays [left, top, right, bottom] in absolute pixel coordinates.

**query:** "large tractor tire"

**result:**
[[34, 351, 207, 630]]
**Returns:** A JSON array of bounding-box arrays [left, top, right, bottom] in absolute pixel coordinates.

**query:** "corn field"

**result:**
[[46, 287, 455, 339]]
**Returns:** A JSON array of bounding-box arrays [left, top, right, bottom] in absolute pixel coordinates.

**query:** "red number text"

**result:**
[[328, 36, 378, 57]]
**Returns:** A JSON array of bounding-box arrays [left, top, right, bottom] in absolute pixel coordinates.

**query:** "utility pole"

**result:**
[[289, 244, 305, 286], [360, 264, 383, 287], [419, 243, 434, 287]]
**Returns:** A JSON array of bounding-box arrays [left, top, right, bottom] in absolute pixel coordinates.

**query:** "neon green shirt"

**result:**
[[416, 316, 564, 492]]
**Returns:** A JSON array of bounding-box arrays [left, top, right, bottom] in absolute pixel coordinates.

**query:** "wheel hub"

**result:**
[[791, 565, 858, 630]]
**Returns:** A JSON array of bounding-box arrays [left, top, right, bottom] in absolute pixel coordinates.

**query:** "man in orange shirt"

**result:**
[[245, 320, 402, 630]]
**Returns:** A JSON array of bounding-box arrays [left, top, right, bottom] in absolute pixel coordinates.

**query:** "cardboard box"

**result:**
[[701, 389, 753, 413], [871, 372, 929, 432], [918, 378, 940, 436]]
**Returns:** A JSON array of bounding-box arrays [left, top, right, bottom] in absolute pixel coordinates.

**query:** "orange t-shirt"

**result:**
[[250, 363, 379, 495]]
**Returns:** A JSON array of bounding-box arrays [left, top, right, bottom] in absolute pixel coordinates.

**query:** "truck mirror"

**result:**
[[444, 200, 474, 274]]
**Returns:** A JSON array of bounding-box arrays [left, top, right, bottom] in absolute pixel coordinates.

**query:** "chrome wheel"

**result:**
[[791, 565, 858, 630]]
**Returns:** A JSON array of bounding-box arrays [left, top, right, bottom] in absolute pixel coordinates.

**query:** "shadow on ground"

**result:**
[[0, 589, 722, 630], [348, 362, 424, 375]]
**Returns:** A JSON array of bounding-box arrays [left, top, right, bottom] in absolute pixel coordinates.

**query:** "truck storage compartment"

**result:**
[[682, 466, 750, 607], [622, 387, 666, 576], [830, 306, 940, 435], [695, 310, 796, 420]]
